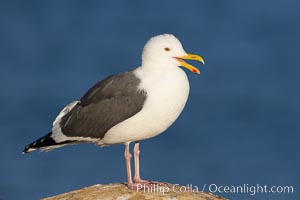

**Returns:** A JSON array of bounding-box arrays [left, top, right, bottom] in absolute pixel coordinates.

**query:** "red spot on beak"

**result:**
[[192, 69, 197, 73]]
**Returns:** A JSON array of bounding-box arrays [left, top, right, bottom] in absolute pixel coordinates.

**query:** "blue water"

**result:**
[[0, 1, 299, 199]]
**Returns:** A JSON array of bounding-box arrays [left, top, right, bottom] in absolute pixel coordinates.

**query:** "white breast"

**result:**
[[100, 67, 190, 145]]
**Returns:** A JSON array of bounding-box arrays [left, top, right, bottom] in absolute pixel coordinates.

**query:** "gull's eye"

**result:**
[[164, 47, 170, 51]]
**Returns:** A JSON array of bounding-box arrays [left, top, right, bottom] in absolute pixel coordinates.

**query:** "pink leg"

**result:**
[[126, 142, 167, 190], [125, 142, 150, 190], [133, 141, 148, 183], [124, 142, 133, 185], [133, 142, 169, 186]]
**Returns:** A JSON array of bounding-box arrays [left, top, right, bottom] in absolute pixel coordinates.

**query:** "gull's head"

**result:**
[[142, 34, 205, 74]]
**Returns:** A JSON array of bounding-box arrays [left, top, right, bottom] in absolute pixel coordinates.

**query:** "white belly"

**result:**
[[99, 67, 190, 145]]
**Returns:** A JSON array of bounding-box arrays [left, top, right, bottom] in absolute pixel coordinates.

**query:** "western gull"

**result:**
[[23, 34, 205, 189]]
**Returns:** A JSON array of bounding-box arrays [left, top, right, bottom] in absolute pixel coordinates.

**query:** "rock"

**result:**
[[42, 183, 228, 200]]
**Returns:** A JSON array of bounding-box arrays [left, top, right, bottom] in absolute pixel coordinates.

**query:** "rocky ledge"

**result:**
[[42, 183, 228, 200]]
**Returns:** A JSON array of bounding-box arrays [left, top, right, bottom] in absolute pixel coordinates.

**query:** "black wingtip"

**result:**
[[22, 132, 53, 154], [22, 144, 34, 154], [23, 132, 74, 154]]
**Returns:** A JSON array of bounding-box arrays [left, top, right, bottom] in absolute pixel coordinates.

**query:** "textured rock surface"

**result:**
[[42, 183, 228, 200]]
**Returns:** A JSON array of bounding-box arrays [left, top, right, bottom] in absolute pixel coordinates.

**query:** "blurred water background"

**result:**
[[0, 1, 299, 199]]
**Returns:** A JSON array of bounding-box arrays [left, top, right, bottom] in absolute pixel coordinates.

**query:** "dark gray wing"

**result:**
[[59, 70, 147, 139]]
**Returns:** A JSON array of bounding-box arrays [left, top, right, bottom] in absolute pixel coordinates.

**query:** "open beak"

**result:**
[[175, 54, 205, 74]]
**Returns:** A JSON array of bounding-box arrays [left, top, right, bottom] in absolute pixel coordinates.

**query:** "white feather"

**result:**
[[99, 34, 190, 145]]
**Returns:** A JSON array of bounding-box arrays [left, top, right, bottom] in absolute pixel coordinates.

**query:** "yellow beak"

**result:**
[[175, 54, 205, 74]]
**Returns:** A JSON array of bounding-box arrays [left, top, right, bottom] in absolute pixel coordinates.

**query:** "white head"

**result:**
[[141, 34, 204, 74]]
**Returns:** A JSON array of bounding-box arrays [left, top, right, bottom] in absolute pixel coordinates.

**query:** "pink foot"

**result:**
[[133, 178, 150, 183]]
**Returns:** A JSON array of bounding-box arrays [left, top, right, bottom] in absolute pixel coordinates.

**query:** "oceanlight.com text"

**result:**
[[136, 183, 294, 196], [205, 183, 294, 196]]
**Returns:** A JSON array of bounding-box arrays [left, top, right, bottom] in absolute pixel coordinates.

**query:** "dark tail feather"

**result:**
[[22, 132, 73, 154]]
